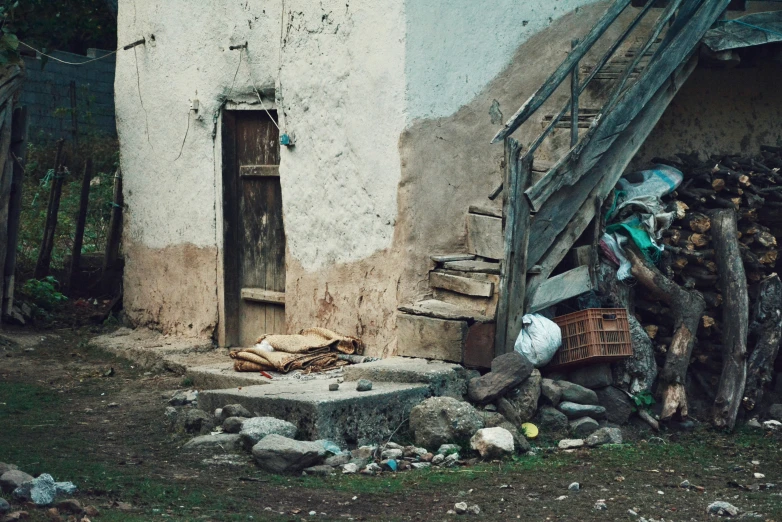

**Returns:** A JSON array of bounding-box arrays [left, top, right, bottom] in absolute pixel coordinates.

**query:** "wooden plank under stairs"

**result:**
[[396, 299, 496, 368]]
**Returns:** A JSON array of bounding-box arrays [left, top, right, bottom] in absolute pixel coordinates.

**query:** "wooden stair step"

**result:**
[[398, 299, 493, 323], [430, 271, 494, 298], [430, 253, 475, 263], [442, 259, 500, 275]]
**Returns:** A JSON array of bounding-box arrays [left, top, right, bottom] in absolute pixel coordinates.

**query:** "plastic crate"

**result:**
[[550, 308, 632, 369]]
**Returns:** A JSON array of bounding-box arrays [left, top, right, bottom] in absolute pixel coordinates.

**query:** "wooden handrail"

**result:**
[[491, 0, 633, 144]]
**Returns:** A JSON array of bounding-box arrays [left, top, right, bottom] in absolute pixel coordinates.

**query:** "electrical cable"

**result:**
[[19, 41, 118, 65]]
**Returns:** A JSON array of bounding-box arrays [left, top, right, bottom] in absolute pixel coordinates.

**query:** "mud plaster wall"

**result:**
[[634, 59, 782, 165]]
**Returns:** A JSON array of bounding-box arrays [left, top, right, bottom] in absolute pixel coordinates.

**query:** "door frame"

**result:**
[[215, 100, 282, 348]]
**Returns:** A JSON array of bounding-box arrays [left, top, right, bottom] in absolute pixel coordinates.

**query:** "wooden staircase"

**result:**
[[396, 0, 735, 368]]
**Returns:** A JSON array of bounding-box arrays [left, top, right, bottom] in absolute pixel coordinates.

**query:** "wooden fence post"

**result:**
[[68, 157, 92, 291], [101, 167, 123, 294], [3, 106, 28, 315], [34, 138, 66, 280], [494, 139, 531, 356]]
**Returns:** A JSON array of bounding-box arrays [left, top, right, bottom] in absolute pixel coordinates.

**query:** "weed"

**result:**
[[21, 276, 67, 310], [180, 377, 194, 387]]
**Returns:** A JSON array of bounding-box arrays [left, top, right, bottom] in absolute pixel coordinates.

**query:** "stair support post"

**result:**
[[494, 138, 531, 356], [570, 39, 580, 148]]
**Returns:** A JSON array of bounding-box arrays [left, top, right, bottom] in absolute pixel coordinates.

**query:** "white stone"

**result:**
[[558, 439, 584, 450], [470, 427, 515, 459], [707, 501, 740, 517], [454, 502, 468, 515], [341, 463, 359, 474]]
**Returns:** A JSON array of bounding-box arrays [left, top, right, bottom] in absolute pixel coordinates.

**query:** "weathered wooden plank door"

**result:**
[[222, 110, 285, 347]]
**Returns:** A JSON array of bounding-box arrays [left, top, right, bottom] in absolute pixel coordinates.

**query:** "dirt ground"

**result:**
[[1, 325, 781, 522]]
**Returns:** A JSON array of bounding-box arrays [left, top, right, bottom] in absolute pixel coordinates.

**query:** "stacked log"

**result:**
[[626, 148, 782, 419]]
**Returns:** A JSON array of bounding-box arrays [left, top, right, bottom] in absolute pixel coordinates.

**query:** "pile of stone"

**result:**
[[0, 462, 92, 521]]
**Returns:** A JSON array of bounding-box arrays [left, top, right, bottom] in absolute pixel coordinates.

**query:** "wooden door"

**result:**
[[222, 110, 285, 347]]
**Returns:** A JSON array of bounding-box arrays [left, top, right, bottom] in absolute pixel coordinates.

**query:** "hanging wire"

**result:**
[[243, 48, 281, 131], [19, 41, 118, 65]]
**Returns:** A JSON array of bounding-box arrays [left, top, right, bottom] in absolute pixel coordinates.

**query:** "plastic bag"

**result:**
[[616, 164, 683, 201], [514, 314, 562, 368]]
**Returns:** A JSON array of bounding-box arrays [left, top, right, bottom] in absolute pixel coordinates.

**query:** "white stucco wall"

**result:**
[[404, 0, 603, 121]]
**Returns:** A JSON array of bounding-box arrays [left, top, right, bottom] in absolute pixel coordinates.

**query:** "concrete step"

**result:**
[[342, 356, 473, 398], [198, 380, 430, 448]]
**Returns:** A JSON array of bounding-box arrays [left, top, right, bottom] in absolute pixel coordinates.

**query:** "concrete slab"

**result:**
[[199, 380, 430, 448], [342, 357, 473, 399]]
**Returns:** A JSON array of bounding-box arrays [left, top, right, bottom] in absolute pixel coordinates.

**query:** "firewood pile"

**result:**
[[626, 147, 782, 423]]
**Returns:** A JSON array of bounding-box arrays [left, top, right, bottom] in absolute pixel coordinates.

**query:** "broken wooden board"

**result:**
[[467, 213, 503, 260], [527, 266, 594, 313], [430, 253, 475, 263], [468, 205, 502, 218], [398, 299, 492, 323], [464, 322, 496, 369], [442, 260, 501, 274], [430, 271, 494, 298], [396, 313, 467, 363]]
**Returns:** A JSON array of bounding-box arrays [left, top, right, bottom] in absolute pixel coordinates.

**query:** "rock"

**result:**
[[182, 433, 242, 452], [239, 417, 298, 451], [594, 386, 633, 425], [496, 369, 542, 425], [0, 464, 18, 475], [0, 498, 9, 515], [1, 511, 29, 521], [221, 416, 246, 434], [351, 446, 376, 460], [432, 454, 445, 465], [409, 397, 484, 449], [55, 499, 82, 514], [569, 417, 599, 438], [361, 462, 382, 475], [568, 482, 580, 492], [467, 352, 533, 404], [421, 453, 434, 462], [467, 504, 480, 515], [557, 439, 584, 450], [381, 448, 403, 459], [679, 480, 690, 488], [220, 404, 252, 421], [0, 471, 33, 494], [586, 427, 623, 447], [470, 427, 515, 459], [403, 446, 428, 458], [411, 462, 431, 470], [164, 406, 179, 429], [537, 406, 568, 433], [763, 420, 781, 430], [540, 379, 562, 407], [324, 454, 351, 467], [54, 482, 76, 496], [436, 444, 461, 456], [443, 453, 460, 467], [482, 413, 531, 454], [557, 381, 599, 405], [454, 502, 468, 515], [356, 379, 373, 392], [341, 463, 359, 474], [12, 474, 63, 506], [594, 500, 607, 511], [168, 390, 198, 406], [568, 364, 613, 389], [769, 404, 782, 421], [747, 418, 762, 428], [329, 383, 339, 391], [252, 434, 327, 473], [302, 465, 334, 476], [182, 409, 214, 434], [558, 401, 606, 419], [706, 501, 740, 517]]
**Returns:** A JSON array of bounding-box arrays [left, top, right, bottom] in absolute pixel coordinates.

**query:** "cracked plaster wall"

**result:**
[[117, 0, 609, 351]]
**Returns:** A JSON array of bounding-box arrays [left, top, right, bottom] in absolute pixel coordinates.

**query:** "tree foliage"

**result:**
[[3, 0, 116, 57]]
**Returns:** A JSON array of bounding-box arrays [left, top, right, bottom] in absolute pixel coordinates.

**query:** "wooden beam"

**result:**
[[527, 265, 594, 313], [491, 0, 632, 143], [430, 271, 494, 298], [3, 107, 28, 315], [494, 139, 531, 357], [241, 288, 286, 304]]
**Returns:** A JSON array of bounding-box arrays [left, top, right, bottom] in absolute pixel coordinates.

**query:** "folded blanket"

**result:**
[[230, 327, 363, 373]]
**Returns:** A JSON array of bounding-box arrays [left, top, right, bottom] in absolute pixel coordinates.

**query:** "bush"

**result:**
[[21, 276, 67, 310]]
